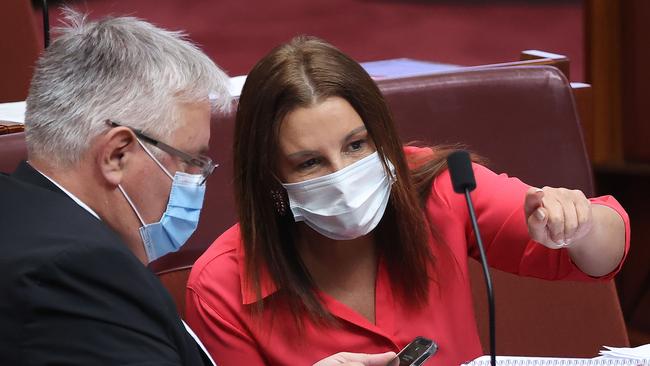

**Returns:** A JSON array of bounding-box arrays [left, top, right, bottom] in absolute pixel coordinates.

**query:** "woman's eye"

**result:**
[[349, 140, 365, 151], [298, 158, 320, 170]]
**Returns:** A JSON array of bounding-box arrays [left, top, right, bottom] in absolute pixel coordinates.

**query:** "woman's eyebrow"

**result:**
[[342, 126, 367, 143], [286, 150, 319, 160]]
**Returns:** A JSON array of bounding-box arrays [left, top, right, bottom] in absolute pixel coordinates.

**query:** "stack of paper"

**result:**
[[0, 101, 26, 124], [464, 346, 650, 366], [463, 355, 648, 365], [599, 344, 650, 360]]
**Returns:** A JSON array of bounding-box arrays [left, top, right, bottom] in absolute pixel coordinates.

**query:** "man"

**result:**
[[0, 10, 394, 366]]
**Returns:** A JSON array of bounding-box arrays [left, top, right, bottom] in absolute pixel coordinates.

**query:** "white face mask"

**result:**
[[282, 152, 396, 241]]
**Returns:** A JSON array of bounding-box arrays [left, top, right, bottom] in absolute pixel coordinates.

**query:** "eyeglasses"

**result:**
[[105, 120, 217, 185]]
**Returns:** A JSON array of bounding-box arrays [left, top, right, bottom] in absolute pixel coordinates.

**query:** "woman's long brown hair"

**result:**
[[233, 36, 452, 325]]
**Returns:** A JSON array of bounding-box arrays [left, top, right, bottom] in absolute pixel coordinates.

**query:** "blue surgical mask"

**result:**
[[119, 140, 206, 263]]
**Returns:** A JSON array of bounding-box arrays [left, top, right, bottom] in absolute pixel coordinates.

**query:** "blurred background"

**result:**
[[2, 0, 648, 348], [25, 0, 585, 78]]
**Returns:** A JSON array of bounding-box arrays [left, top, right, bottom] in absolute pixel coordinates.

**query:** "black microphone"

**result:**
[[447, 150, 496, 366]]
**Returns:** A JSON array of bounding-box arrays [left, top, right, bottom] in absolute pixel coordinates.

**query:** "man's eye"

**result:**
[[298, 158, 320, 170], [189, 158, 205, 167], [177, 160, 194, 173]]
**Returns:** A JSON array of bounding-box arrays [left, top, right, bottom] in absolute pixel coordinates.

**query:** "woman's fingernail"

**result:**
[[535, 208, 546, 221], [535, 188, 544, 193], [556, 240, 569, 248]]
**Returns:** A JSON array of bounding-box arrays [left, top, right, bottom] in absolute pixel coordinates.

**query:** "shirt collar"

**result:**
[[32, 164, 101, 220]]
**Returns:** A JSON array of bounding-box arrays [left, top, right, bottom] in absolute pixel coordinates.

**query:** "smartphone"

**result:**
[[387, 336, 438, 366]]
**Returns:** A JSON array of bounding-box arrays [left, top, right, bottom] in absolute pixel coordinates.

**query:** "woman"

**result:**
[[185, 36, 629, 366]]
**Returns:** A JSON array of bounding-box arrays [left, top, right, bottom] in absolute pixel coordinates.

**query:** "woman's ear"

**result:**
[[97, 127, 138, 186]]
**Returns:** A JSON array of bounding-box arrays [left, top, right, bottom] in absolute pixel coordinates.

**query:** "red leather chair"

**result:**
[[0, 132, 27, 173], [380, 66, 628, 356]]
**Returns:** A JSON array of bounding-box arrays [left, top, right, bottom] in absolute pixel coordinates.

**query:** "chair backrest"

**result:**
[[0, 65, 628, 355], [0, 132, 27, 173], [157, 266, 192, 318], [380, 66, 627, 356], [0, 0, 40, 102]]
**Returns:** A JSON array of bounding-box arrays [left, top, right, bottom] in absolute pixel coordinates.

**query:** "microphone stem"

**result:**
[[42, 0, 50, 48], [464, 189, 496, 366]]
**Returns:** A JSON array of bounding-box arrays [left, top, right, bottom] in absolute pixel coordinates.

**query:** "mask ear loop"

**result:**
[[271, 172, 285, 186], [117, 184, 147, 226], [136, 139, 174, 180], [377, 151, 397, 183]]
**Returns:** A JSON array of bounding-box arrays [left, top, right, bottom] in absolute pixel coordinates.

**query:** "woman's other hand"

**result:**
[[313, 351, 397, 366], [524, 186, 626, 277], [524, 186, 593, 248]]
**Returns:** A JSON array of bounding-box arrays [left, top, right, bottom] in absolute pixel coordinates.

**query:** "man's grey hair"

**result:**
[[25, 9, 232, 167]]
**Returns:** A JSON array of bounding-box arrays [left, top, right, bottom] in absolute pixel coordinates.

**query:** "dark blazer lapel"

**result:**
[[12, 161, 64, 195]]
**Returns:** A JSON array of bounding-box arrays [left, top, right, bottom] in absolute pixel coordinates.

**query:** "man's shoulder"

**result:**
[[0, 175, 188, 363], [3, 175, 116, 241], [0, 171, 49, 198], [0, 172, 84, 221], [0, 173, 142, 290]]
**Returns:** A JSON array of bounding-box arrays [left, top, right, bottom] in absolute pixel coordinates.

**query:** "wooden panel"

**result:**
[[0, 122, 24, 135], [586, 0, 650, 164], [585, 0, 624, 164], [621, 0, 650, 163]]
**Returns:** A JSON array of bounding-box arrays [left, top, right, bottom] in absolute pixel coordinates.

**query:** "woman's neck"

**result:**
[[296, 224, 378, 293], [296, 224, 379, 323]]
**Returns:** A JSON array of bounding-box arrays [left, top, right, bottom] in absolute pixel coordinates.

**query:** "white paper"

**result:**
[[465, 355, 648, 365], [0, 75, 248, 123], [228, 75, 247, 98], [1, 58, 457, 114], [0, 101, 26, 124], [599, 344, 650, 360]]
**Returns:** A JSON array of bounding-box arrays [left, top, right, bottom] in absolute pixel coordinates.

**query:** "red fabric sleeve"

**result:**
[[185, 287, 267, 366], [431, 163, 630, 281]]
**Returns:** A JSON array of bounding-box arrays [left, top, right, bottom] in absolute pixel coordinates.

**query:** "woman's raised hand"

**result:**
[[524, 186, 593, 249]]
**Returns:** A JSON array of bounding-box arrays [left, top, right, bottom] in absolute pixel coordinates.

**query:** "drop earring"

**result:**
[[271, 189, 288, 216]]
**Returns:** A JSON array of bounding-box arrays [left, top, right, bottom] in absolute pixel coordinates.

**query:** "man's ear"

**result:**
[[97, 127, 138, 186]]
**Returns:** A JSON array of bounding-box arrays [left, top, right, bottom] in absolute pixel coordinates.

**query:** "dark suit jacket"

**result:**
[[0, 162, 211, 365]]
